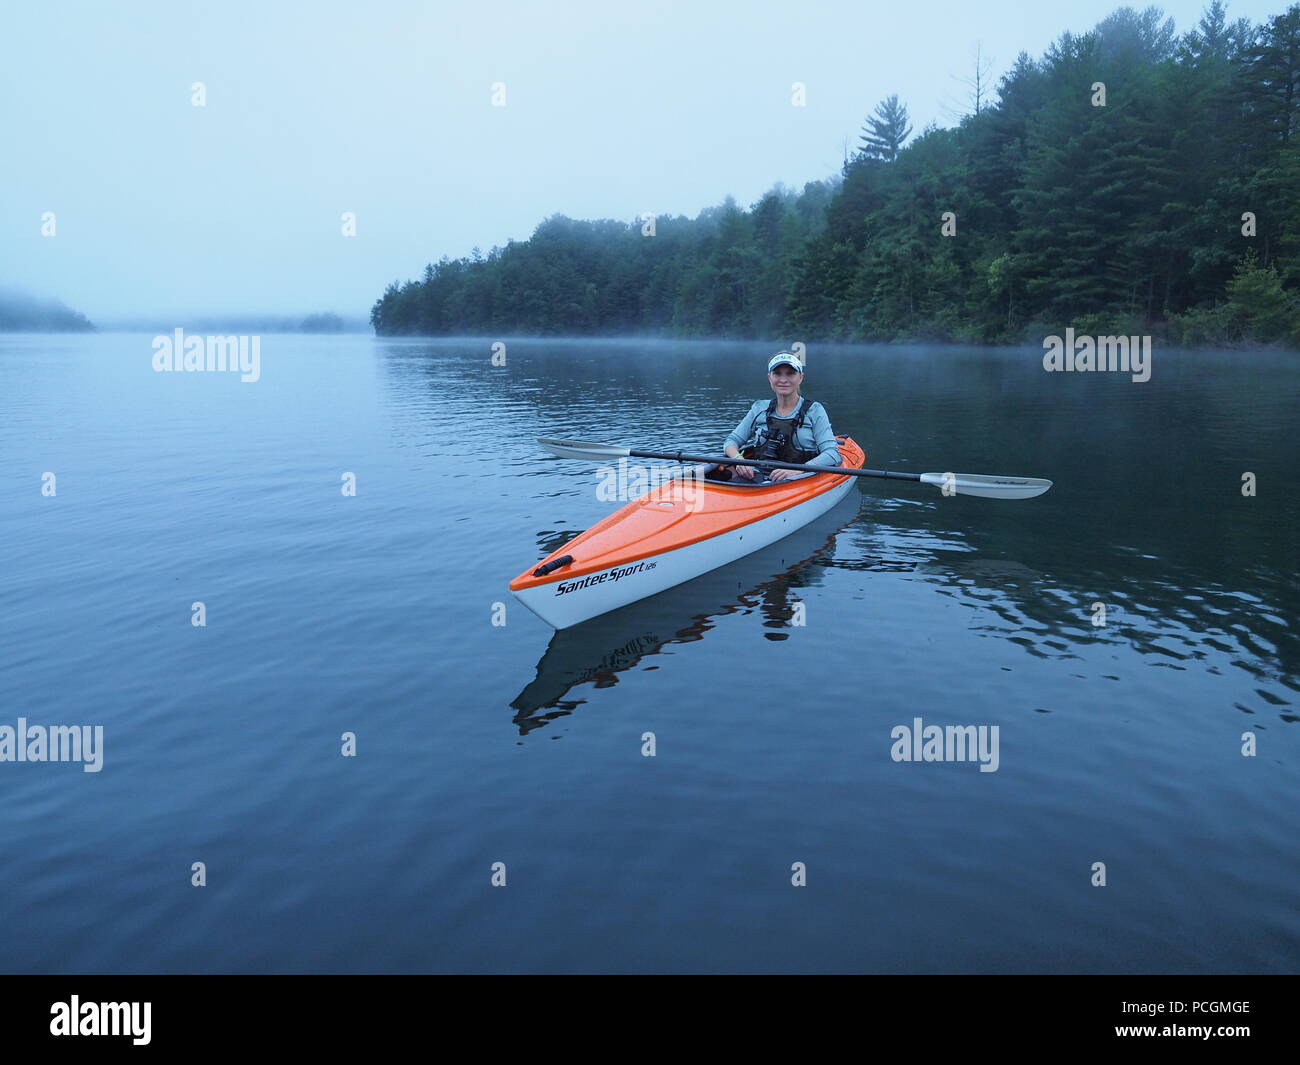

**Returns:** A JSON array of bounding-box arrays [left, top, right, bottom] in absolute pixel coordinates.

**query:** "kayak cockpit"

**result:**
[[690, 462, 816, 487]]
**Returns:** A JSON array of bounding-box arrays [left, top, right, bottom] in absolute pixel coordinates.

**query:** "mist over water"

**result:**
[[0, 333, 1295, 973]]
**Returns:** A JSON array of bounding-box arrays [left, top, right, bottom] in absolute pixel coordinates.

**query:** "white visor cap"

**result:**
[[767, 352, 804, 373]]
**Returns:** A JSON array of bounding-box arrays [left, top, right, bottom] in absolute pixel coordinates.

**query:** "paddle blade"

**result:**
[[537, 437, 632, 460], [919, 472, 1053, 499]]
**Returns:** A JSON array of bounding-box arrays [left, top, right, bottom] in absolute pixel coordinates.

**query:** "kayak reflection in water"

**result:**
[[717, 351, 841, 483]]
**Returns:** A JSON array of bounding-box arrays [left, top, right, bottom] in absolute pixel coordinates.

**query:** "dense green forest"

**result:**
[[371, 3, 1300, 345]]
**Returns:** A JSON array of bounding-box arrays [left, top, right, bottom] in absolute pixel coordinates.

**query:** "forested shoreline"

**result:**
[[371, 3, 1300, 346], [0, 288, 94, 332]]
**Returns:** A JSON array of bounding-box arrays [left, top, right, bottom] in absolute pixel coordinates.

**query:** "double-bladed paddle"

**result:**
[[537, 437, 1052, 500]]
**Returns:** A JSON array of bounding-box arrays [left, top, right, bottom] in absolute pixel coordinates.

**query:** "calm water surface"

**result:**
[[0, 333, 1296, 973]]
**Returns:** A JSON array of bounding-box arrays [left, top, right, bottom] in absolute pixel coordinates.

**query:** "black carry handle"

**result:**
[[533, 554, 575, 577]]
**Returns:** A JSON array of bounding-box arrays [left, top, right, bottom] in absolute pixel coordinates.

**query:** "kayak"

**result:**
[[509, 437, 865, 629], [510, 493, 862, 721]]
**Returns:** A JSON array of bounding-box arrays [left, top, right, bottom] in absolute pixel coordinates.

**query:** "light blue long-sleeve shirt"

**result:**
[[724, 398, 840, 467]]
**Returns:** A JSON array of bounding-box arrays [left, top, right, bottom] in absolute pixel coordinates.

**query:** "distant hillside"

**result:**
[[300, 312, 346, 333], [93, 312, 367, 333], [0, 288, 94, 332]]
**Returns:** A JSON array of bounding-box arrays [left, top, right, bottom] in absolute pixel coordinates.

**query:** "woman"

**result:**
[[721, 351, 839, 482]]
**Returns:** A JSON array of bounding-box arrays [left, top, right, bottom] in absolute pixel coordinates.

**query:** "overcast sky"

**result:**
[[2, 0, 1286, 321]]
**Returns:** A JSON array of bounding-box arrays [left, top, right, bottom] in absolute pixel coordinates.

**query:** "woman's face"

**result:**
[[769, 366, 802, 400]]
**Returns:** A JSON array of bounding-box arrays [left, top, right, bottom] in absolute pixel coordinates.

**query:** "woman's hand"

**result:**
[[724, 447, 755, 479], [767, 468, 797, 482]]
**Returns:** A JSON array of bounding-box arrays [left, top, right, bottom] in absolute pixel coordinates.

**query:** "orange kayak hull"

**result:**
[[510, 437, 864, 628]]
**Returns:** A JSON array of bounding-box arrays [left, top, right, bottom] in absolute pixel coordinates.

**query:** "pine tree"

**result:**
[[858, 95, 913, 162], [1240, 4, 1300, 149]]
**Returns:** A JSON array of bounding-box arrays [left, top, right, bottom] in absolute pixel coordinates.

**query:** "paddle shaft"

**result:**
[[626, 448, 921, 482]]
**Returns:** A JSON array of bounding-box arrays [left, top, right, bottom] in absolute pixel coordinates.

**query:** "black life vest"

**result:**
[[746, 397, 820, 464]]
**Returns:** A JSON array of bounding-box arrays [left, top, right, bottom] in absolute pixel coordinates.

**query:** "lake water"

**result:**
[[1, 333, 1296, 973]]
